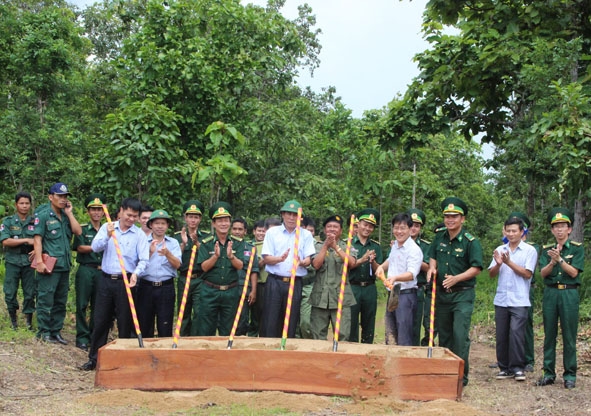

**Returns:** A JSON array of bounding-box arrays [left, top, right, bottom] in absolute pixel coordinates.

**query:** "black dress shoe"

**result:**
[[76, 343, 89, 351], [40, 335, 58, 344], [79, 360, 96, 371], [54, 333, 68, 345], [564, 380, 576, 389], [536, 376, 555, 386]]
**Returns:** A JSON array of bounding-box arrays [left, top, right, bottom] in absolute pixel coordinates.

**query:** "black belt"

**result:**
[[102, 272, 132, 280], [82, 263, 102, 270], [547, 283, 578, 290], [350, 281, 375, 287], [399, 288, 417, 294], [438, 286, 474, 293], [203, 280, 238, 291], [269, 273, 296, 283], [139, 278, 174, 287]]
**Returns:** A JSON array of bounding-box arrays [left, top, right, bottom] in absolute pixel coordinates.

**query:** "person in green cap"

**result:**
[[348, 208, 383, 344], [174, 199, 208, 336], [33, 182, 82, 344], [136, 210, 181, 338], [1, 192, 36, 330], [407, 208, 433, 347], [196, 202, 247, 336], [427, 197, 483, 386], [261, 200, 316, 338], [309, 215, 357, 341], [536, 208, 584, 389], [72, 193, 106, 350]]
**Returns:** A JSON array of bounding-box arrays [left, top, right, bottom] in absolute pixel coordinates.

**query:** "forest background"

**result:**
[[1, 0, 591, 325]]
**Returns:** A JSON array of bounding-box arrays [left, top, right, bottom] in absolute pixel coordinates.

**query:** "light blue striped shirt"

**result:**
[[91, 221, 149, 276]]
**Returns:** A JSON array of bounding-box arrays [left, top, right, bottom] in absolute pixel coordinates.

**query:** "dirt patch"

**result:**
[[0, 327, 590, 415]]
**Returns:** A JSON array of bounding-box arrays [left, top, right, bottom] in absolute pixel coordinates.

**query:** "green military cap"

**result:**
[[147, 209, 172, 228], [280, 199, 303, 214], [547, 207, 572, 225], [357, 208, 380, 226], [323, 214, 343, 228], [407, 208, 426, 225], [183, 199, 204, 215], [209, 201, 233, 219], [84, 193, 106, 208], [441, 197, 468, 216], [507, 211, 531, 229]]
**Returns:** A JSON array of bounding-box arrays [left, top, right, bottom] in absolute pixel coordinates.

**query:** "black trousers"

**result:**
[[259, 275, 302, 338], [495, 305, 528, 373], [88, 276, 135, 362], [136, 280, 175, 338]]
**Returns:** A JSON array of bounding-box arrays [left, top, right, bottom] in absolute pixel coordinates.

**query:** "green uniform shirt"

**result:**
[[526, 240, 540, 285], [540, 239, 584, 286], [428, 226, 483, 288], [415, 237, 431, 285], [309, 239, 357, 309], [254, 241, 267, 283], [0, 214, 36, 266], [72, 223, 102, 265], [237, 240, 260, 285], [197, 234, 246, 285], [348, 236, 383, 283], [174, 229, 208, 274], [33, 207, 74, 272]]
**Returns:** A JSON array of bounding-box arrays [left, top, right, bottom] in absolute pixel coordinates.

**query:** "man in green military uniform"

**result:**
[[536, 208, 584, 390], [310, 215, 357, 341], [348, 208, 382, 344], [33, 182, 82, 344], [427, 197, 483, 386], [407, 208, 432, 346], [1, 192, 36, 330], [231, 217, 258, 336], [72, 194, 106, 350], [196, 202, 247, 336], [174, 199, 207, 336]]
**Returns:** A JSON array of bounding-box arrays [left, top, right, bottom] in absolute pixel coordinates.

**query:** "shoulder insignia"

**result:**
[[571, 241, 582, 246], [174, 231, 182, 235], [464, 232, 475, 241], [542, 243, 554, 249], [231, 235, 243, 242], [370, 239, 381, 245], [435, 226, 447, 233], [202, 236, 214, 244], [81, 223, 89, 227], [526, 241, 536, 246], [420, 238, 431, 245]]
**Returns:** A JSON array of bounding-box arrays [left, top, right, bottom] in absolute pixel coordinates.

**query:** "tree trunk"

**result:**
[[571, 191, 586, 243]]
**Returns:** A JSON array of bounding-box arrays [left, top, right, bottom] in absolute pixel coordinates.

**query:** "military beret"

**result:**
[[441, 197, 468, 216], [507, 211, 531, 229], [357, 208, 379, 226], [323, 215, 344, 228], [147, 209, 172, 228], [209, 201, 233, 219], [407, 208, 426, 225], [183, 199, 204, 215], [84, 193, 106, 208], [547, 207, 572, 225]]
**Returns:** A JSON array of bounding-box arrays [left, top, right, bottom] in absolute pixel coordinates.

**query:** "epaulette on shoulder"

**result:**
[[420, 238, 431, 245], [464, 232, 475, 241], [202, 235, 214, 244], [80, 223, 89, 227], [571, 241, 583, 246], [371, 239, 381, 245], [435, 226, 447, 233], [543, 243, 554, 249], [174, 230, 181, 235], [526, 241, 536, 246], [199, 229, 211, 235], [231, 235, 243, 242]]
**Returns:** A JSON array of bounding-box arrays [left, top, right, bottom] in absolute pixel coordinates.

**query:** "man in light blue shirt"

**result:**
[[261, 200, 316, 338], [489, 217, 538, 382], [80, 198, 149, 371], [137, 210, 181, 338]]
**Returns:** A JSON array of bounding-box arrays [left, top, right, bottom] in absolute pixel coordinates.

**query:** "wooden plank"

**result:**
[[95, 337, 463, 401]]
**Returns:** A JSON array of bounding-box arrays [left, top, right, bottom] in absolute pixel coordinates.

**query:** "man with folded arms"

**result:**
[[80, 197, 149, 371]]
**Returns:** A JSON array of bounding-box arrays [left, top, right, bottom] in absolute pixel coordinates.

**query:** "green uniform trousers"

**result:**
[[36, 271, 69, 338], [524, 285, 535, 367], [349, 284, 377, 343], [297, 282, 314, 339], [436, 288, 474, 386], [248, 282, 265, 337], [3, 263, 36, 314], [310, 306, 351, 341], [176, 275, 201, 336], [196, 283, 239, 336], [75, 265, 102, 344], [542, 287, 579, 381], [236, 283, 251, 336]]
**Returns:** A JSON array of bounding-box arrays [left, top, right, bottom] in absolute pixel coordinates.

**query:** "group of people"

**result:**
[[0, 184, 583, 390]]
